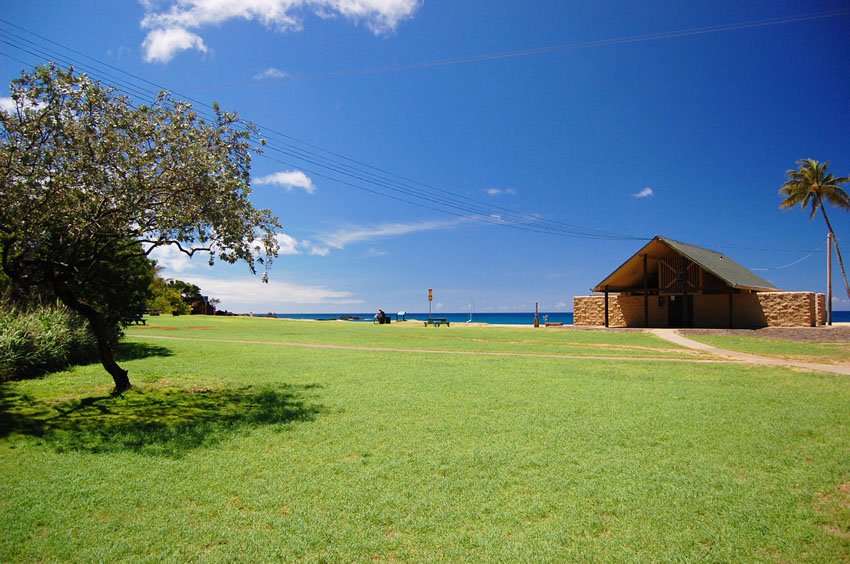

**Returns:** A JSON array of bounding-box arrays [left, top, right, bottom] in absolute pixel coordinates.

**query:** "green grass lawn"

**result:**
[[686, 334, 850, 364], [128, 315, 698, 359], [1, 317, 849, 561]]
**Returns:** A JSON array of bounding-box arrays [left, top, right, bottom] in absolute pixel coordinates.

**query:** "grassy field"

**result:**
[[1, 317, 849, 561], [685, 334, 850, 364], [128, 315, 699, 358]]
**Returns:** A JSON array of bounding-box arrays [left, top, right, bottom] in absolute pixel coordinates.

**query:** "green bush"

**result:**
[[0, 304, 98, 381]]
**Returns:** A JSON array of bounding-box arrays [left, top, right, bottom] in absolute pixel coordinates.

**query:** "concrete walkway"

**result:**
[[648, 328, 850, 376]]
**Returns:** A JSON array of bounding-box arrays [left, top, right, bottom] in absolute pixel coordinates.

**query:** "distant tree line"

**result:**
[[148, 274, 221, 316]]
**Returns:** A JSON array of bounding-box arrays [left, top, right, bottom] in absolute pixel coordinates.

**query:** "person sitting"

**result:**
[[375, 309, 388, 324]]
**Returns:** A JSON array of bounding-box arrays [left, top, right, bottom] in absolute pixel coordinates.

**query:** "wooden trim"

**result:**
[[604, 287, 609, 328], [643, 254, 649, 328], [728, 292, 734, 329]]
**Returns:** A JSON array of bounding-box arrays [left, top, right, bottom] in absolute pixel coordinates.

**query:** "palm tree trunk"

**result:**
[[820, 205, 850, 301]]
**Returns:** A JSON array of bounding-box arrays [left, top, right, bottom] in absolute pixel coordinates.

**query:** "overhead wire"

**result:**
[[751, 251, 818, 271], [6, 12, 845, 244], [273, 10, 850, 82], [0, 23, 642, 241]]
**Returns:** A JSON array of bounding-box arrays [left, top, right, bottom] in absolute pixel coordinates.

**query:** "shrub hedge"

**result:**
[[0, 304, 98, 381]]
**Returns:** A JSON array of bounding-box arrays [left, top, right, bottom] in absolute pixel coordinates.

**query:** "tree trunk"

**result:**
[[820, 205, 850, 301], [88, 316, 132, 393], [51, 282, 132, 393]]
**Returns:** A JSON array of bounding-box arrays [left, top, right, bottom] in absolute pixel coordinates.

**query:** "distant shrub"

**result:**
[[0, 304, 98, 381]]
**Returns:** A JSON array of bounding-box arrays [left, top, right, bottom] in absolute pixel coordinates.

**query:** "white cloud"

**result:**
[[255, 170, 315, 193], [141, 0, 421, 62], [275, 233, 301, 255], [633, 187, 654, 199], [178, 274, 362, 311], [147, 243, 200, 273], [484, 187, 517, 196], [0, 96, 46, 113], [0, 97, 16, 112], [252, 233, 329, 256], [142, 27, 207, 62], [254, 67, 289, 80], [320, 219, 464, 249]]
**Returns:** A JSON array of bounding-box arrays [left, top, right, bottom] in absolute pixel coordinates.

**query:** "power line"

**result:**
[[751, 251, 818, 271], [281, 10, 850, 82], [0, 20, 647, 241], [11, 13, 843, 243]]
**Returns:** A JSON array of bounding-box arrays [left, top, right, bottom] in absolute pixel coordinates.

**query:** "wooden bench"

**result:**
[[374, 316, 391, 324], [123, 313, 147, 325], [424, 318, 449, 327]]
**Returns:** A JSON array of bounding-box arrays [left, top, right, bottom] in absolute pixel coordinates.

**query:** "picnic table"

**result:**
[[424, 318, 449, 327]]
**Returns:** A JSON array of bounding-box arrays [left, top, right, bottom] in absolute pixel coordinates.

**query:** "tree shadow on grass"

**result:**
[[115, 341, 174, 362], [0, 384, 323, 457]]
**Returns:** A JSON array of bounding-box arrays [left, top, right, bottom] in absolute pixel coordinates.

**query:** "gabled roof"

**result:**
[[592, 235, 780, 293]]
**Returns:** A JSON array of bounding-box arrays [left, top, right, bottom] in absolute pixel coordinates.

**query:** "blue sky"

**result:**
[[2, 1, 849, 313]]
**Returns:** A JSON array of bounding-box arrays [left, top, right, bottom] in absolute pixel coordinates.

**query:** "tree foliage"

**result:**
[[149, 276, 191, 315], [779, 158, 850, 217], [779, 158, 850, 301], [0, 64, 281, 391]]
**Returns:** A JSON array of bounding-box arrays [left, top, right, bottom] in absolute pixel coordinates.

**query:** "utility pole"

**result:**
[[828, 232, 833, 326]]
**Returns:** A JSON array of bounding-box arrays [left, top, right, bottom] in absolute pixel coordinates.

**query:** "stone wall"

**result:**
[[755, 292, 817, 327], [573, 295, 623, 326], [573, 291, 823, 327]]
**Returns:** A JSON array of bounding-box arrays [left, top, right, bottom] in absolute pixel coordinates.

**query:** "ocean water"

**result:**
[[273, 311, 850, 325], [277, 312, 569, 325]]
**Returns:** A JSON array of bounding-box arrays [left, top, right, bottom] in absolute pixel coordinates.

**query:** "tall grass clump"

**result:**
[[0, 303, 98, 381]]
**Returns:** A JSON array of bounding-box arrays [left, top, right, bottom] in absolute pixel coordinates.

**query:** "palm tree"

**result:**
[[779, 158, 850, 302]]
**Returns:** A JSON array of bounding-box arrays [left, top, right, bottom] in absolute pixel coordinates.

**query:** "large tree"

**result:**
[[779, 158, 850, 301], [0, 64, 280, 392]]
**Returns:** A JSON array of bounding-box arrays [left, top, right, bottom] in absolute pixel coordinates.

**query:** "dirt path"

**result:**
[[648, 329, 850, 376], [135, 333, 850, 375]]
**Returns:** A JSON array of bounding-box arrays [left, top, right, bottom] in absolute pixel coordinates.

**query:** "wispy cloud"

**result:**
[[254, 170, 315, 193], [483, 187, 517, 197], [253, 67, 289, 80], [320, 219, 464, 250], [262, 234, 329, 256], [179, 274, 362, 311], [633, 187, 654, 199], [141, 0, 422, 62]]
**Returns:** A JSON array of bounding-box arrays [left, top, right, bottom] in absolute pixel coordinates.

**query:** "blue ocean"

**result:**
[[273, 311, 850, 325]]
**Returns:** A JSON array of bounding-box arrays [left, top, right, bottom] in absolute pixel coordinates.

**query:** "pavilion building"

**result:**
[[573, 236, 825, 328]]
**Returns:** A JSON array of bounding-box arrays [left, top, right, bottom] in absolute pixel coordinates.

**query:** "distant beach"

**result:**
[[269, 311, 850, 325], [272, 312, 574, 325]]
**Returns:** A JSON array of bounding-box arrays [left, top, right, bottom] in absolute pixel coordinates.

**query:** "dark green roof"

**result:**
[[592, 235, 781, 292]]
